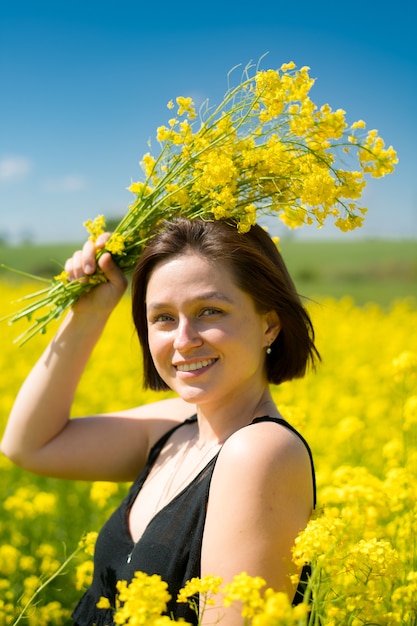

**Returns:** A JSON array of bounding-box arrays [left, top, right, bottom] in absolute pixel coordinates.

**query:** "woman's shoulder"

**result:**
[[205, 415, 315, 539], [226, 415, 310, 458], [216, 416, 314, 491]]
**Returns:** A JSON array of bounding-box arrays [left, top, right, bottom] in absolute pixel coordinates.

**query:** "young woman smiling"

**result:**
[[2, 217, 320, 626]]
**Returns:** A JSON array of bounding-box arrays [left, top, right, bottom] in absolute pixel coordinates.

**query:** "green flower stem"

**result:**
[[12, 545, 82, 626]]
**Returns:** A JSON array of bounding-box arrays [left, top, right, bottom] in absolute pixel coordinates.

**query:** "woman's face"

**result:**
[[145, 251, 279, 410]]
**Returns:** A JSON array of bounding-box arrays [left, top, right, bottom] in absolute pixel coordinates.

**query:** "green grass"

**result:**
[[1, 239, 416, 307], [0, 242, 78, 279], [281, 238, 417, 306]]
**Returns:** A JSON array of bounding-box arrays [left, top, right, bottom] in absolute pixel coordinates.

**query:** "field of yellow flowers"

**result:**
[[1, 281, 416, 625]]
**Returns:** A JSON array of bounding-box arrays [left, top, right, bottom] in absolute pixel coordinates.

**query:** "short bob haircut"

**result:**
[[132, 217, 320, 390]]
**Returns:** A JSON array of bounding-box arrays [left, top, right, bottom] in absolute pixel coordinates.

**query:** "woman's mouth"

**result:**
[[175, 358, 217, 372]]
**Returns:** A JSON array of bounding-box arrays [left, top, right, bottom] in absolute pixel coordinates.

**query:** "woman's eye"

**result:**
[[152, 313, 174, 323], [200, 308, 221, 317]]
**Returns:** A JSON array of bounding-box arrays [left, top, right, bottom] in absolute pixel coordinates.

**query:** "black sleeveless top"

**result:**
[[72, 415, 316, 626]]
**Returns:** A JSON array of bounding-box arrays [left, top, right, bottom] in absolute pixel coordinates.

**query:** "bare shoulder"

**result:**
[[213, 418, 314, 505], [222, 418, 312, 470]]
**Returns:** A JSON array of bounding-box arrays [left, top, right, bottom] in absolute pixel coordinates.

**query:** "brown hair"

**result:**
[[132, 217, 320, 390]]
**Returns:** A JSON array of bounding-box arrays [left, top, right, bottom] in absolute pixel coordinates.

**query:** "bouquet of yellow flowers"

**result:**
[[3, 60, 397, 343]]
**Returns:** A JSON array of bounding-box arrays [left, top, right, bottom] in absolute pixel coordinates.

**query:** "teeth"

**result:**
[[176, 359, 216, 372]]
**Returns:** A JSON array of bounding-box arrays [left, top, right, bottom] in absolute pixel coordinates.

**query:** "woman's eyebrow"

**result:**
[[147, 291, 234, 311]]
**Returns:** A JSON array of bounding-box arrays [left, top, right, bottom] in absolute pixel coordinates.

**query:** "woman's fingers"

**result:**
[[64, 237, 107, 280], [64, 249, 85, 280], [98, 251, 128, 290], [80, 239, 97, 275], [95, 232, 111, 248], [64, 235, 127, 302]]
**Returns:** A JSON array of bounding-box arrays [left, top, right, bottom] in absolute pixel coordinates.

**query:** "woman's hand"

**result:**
[[64, 232, 109, 279], [64, 233, 128, 315]]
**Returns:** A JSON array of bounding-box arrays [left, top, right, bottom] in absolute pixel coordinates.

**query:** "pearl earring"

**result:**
[[266, 346, 272, 354]]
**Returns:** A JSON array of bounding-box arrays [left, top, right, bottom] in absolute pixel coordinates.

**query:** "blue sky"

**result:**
[[1, 0, 416, 243]]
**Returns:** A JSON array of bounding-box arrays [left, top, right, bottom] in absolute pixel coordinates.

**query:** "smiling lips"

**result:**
[[175, 358, 217, 372]]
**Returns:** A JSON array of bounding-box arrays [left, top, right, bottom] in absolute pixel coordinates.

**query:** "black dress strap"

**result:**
[[145, 414, 197, 467]]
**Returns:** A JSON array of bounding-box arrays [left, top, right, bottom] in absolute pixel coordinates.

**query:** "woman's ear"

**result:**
[[264, 310, 281, 347]]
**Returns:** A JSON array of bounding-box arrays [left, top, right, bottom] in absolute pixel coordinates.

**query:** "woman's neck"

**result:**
[[193, 389, 280, 447]]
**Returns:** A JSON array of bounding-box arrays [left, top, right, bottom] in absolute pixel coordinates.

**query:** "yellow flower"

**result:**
[[141, 152, 157, 178], [280, 61, 296, 71], [90, 482, 120, 508], [0, 545, 20, 575], [128, 181, 153, 196], [113, 571, 171, 625], [334, 213, 366, 232], [78, 531, 98, 556], [54, 269, 69, 284], [252, 589, 310, 626], [4, 486, 56, 519], [83, 214, 107, 241], [105, 234, 126, 256], [33, 491, 57, 515], [292, 508, 346, 567], [19, 555, 36, 572], [279, 206, 310, 229], [96, 595, 112, 609], [177, 574, 223, 604], [165, 183, 190, 208], [222, 572, 266, 619], [156, 125, 172, 142], [21, 574, 42, 604], [176, 95, 197, 119], [237, 204, 257, 233], [345, 537, 401, 578], [75, 560, 94, 591]]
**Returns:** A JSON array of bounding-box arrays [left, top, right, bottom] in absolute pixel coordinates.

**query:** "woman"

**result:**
[[1, 217, 319, 626]]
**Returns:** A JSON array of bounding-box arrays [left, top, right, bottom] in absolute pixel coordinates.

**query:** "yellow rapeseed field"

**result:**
[[1, 282, 416, 625]]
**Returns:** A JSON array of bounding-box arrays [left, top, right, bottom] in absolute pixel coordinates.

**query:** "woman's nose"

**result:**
[[173, 317, 202, 351]]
